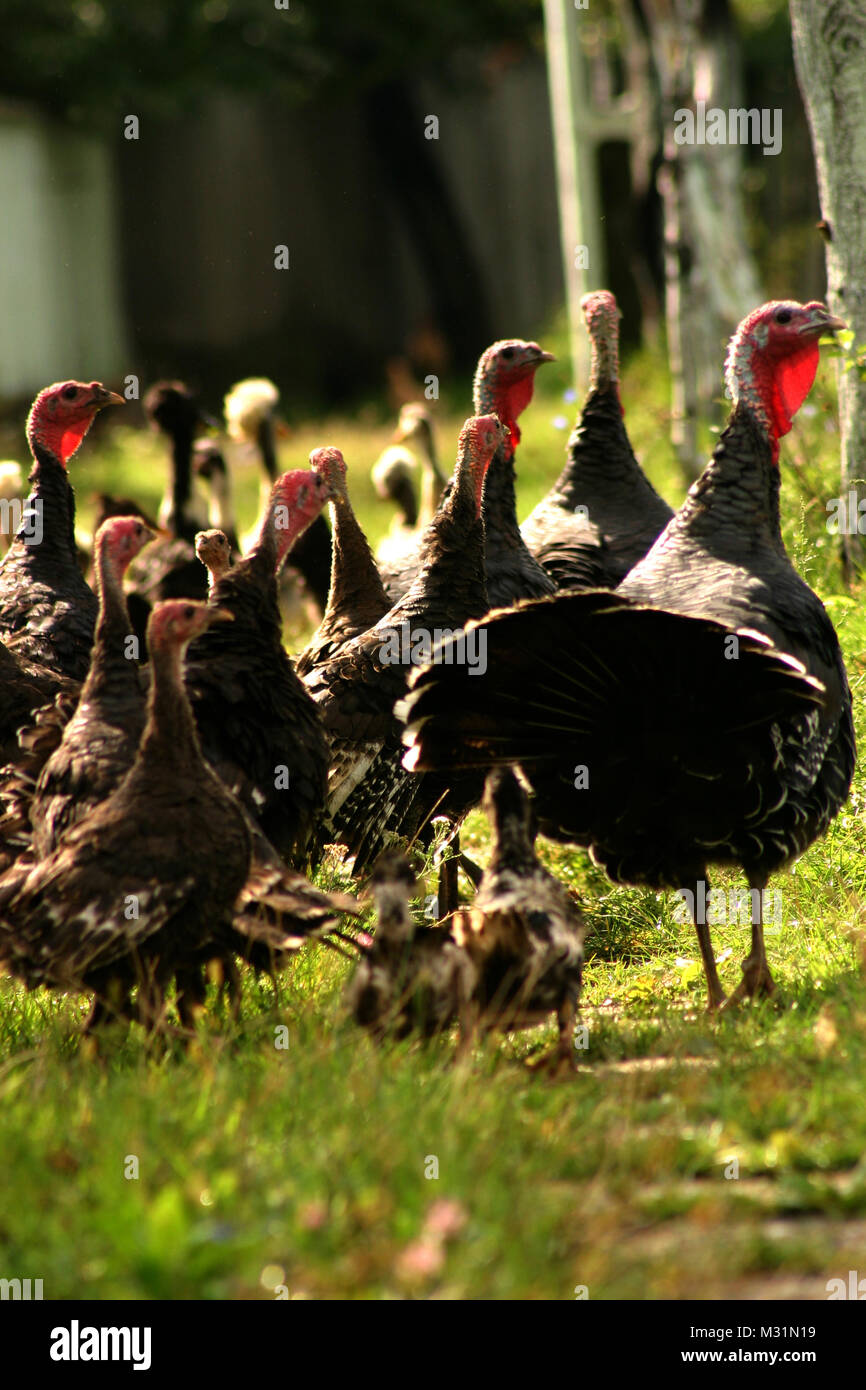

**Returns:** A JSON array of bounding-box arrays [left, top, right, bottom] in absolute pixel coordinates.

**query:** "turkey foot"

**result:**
[[528, 1001, 579, 1075], [720, 956, 777, 1010], [720, 897, 777, 1010]]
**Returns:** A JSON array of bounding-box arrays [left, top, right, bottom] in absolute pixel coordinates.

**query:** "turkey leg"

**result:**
[[691, 879, 728, 1011]]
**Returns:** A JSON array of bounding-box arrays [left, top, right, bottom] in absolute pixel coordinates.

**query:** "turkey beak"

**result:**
[[207, 609, 234, 626], [802, 310, 847, 336], [537, 350, 556, 364], [93, 387, 125, 409]]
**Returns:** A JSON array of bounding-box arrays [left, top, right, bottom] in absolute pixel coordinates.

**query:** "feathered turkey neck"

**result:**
[[398, 421, 494, 620], [83, 532, 141, 700], [322, 471, 388, 629], [484, 768, 539, 876], [139, 629, 202, 771]]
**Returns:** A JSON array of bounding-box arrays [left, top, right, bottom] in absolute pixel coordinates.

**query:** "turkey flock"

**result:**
[[0, 292, 854, 1066]]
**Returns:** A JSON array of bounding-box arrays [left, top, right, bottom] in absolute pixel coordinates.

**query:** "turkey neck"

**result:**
[[663, 403, 785, 561], [324, 493, 388, 628], [549, 388, 639, 506], [479, 441, 524, 555], [396, 459, 488, 625], [256, 418, 279, 481], [83, 544, 141, 702], [488, 812, 538, 878], [139, 639, 203, 771], [418, 429, 445, 524], [208, 470, 239, 552], [6, 440, 78, 577], [168, 427, 197, 542], [207, 524, 282, 638]]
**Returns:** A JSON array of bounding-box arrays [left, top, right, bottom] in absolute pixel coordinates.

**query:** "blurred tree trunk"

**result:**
[[791, 0, 866, 581], [639, 0, 761, 480]]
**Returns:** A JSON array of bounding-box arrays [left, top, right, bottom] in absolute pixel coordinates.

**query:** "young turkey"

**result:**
[[195, 528, 233, 590], [0, 380, 123, 680], [452, 767, 586, 1067], [193, 439, 240, 556], [225, 376, 332, 616], [295, 447, 389, 681], [373, 403, 445, 573], [124, 381, 212, 623], [403, 301, 852, 1012], [346, 850, 475, 1042], [520, 291, 673, 589], [183, 470, 333, 865], [29, 516, 155, 858]]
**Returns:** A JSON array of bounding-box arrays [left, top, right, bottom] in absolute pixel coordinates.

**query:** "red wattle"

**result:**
[[505, 373, 536, 426], [770, 341, 819, 440], [58, 418, 95, 464]]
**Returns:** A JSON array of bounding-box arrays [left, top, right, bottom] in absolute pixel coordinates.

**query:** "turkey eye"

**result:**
[[775, 309, 792, 324], [501, 347, 515, 360], [183, 605, 194, 619], [62, 386, 78, 400]]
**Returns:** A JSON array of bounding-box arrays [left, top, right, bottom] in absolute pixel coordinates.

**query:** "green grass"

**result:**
[[1, 324, 865, 1299]]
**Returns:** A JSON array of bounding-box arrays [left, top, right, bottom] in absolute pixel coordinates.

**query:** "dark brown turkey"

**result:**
[[0, 380, 123, 680], [29, 516, 155, 857], [521, 291, 673, 589], [296, 447, 389, 681], [379, 341, 555, 607], [183, 469, 333, 865]]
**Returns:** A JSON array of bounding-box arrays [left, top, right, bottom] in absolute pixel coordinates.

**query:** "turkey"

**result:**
[[0, 380, 123, 680], [373, 403, 445, 574], [193, 439, 241, 556], [195, 528, 233, 590], [146, 380, 211, 537], [295, 447, 389, 681], [520, 291, 674, 589], [224, 376, 332, 616], [29, 516, 155, 858], [452, 767, 586, 1067], [379, 342, 555, 606], [402, 300, 853, 1012], [0, 600, 354, 1032], [345, 850, 475, 1042], [124, 381, 211, 624], [183, 469, 333, 865], [305, 414, 506, 875]]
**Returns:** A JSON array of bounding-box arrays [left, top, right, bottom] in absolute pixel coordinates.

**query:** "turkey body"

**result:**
[[521, 290, 673, 590]]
